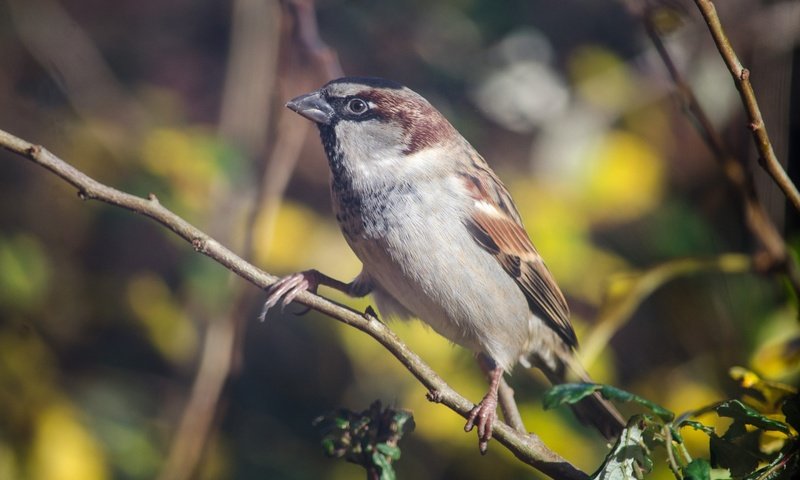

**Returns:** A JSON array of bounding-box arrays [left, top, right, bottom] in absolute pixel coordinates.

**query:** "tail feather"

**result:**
[[534, 349, 626, 440]]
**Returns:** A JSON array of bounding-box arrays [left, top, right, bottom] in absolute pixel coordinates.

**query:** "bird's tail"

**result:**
[[533, 349, 626, 441]]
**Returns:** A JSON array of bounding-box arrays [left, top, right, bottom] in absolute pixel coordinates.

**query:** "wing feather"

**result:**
[[459, 158, 577, 348]]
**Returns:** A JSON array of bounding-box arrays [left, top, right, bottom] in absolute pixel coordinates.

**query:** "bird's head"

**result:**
[[286, 77, 460, 180]]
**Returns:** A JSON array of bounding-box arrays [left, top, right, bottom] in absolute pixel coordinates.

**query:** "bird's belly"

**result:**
[[341, 200, 534, 370]]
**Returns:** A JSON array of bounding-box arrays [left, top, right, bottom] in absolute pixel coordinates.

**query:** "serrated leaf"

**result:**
[[598, 386, 674, 422], [592, 418, 650, 480], [543, 383, 603, 409], [313, 401, 413, 478], [544, 384, 674, 421], [641, 420, 665, 450], [716, 400, 790, 434], [680, 420, 716, 436], [683, 459, 711, 480]]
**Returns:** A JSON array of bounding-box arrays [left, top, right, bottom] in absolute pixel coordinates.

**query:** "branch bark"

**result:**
[[691, 0, 800, 213], [0, 127, 589, 480]]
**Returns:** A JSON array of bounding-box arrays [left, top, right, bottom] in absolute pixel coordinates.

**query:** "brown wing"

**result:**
[[459, 157, 577, 348]]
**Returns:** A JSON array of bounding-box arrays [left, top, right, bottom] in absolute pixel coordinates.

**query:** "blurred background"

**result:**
[[1, 0, 799, 478]]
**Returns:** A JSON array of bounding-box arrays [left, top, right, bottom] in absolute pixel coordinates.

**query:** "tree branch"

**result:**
[[0, 127, 589, 480], [692, 0, 800, 213], [640, 8, 800, 298]]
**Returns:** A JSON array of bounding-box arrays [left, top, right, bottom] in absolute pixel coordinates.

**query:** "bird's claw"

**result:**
[[464, 393, 498, 454], [260, 271, 318, 320]]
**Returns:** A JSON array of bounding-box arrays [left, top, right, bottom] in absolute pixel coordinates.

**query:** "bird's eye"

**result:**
[[346, 98, 368, 115]]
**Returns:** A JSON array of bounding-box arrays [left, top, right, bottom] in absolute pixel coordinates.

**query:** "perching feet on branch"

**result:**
[[464, 363, 503, 454]]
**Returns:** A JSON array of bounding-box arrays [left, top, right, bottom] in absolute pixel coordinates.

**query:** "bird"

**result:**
[[263, 76, 625, 453]]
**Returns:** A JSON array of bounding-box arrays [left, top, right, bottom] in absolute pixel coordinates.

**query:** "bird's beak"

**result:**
[[285, 91, 334, 125]]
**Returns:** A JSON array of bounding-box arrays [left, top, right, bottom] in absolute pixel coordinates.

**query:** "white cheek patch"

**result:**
[[334, 120, 405, 180]]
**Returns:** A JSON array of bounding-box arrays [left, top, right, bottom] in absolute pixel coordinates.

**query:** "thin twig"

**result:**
[[582, 254, 751, 366], [663, 425, 683, 479], [0, 126, 589, 480], [641, 10, 800, 298], [498, 379, 527, 434], [692, 0, 800, 213]]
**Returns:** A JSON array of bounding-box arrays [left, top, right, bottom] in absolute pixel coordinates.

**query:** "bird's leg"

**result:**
[[465, 354, 503, 454], [260, 269, 371, 319]]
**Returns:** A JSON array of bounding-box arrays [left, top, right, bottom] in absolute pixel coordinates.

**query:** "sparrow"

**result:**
[[264, 76, 625, 452]]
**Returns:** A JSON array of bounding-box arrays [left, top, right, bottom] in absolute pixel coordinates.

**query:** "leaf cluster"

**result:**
[[313, 400, 416, 480], [544, 372, 799, 480]]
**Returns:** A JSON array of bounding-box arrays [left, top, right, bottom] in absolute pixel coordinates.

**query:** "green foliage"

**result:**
[[682, 459, 711, 480], [543, 383, 673, 421], [313, 401, 415, 480], [546, 376, 799, 480], [715, 400, 790, 436], [591, 417, 650, 480]]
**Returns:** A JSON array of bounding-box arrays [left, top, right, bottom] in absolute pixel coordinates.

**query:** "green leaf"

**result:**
[[543, 383, 602, 409], [592, 417, 651, 480], [371, 451, 395, 480], [544, 383, 674, 422], [683, 459, 711, 480], [313, 401, 414, 477], [598, 386, 674, 422], [715, 400, 790, 435], [376, 443, 401, 461], [680, 420, 715, 436], [670, 425, 684, 444]]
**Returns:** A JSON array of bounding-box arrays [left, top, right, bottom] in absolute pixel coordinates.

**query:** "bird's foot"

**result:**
[[465, 390, 498, 454], [260, 270, 320, 320]]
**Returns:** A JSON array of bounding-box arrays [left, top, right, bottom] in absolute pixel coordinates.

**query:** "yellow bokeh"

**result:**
[[254, 200, 360, 277], [569, 46, 635, 111], [750, 308, 800, 379], [253, 200, 321, 271], [581, 130, 664, 222], [509, 181, 592, 284], [29, 403, 108, 480], [140, 127, 222, 212], [508, 180, 630, 305], [658, 376, 723, 459], [518, 401, 600, 472], [126, 273, 198, 365], [0, 442, 19, 480]]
